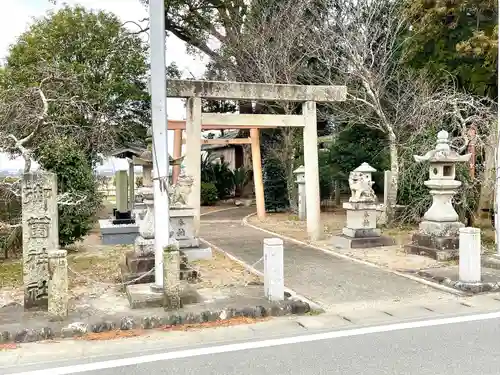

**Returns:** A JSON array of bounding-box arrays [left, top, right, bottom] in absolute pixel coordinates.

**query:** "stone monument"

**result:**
[[22, 172, 58, 310], [293, 166, 306, 220], [406, 130, 471, 260], [112, 170, 135, 225], [331, 163, 394, 249]]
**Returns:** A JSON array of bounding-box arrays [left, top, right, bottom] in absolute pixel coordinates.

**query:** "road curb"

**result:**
[[200, 206, 240, 217], [242, 213, 467, 298], [200, 237, 326, 313], [0, 298, 311, 344]]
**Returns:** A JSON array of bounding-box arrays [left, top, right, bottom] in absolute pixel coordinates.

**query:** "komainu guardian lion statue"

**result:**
[[348, 171, 376, 203], [167, 173, 194, 208]]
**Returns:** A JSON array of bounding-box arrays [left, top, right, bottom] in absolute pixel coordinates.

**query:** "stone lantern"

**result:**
[[293, 165, 306, 220], [331, 162, 394, 249], [406, 130, 471, 260]]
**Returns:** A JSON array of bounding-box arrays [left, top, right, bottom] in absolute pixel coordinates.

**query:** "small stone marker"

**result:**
[[48, 249, 68, 318], [22, 172, 58, 310], [459, 227, 481, 283], [263, 238, 284, 301], [163, 239, 181, 310], [293, 166, 306, 220]]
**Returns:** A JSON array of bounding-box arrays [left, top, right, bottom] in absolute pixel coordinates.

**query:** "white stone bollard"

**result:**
[[459, 227, 481, 283], [48, 250, 68, 319], [263, 238, 284, 301]]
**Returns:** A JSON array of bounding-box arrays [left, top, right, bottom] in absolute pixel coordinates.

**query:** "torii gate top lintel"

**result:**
[[174, 79, 348, 242], [167, 79, 347, 103]]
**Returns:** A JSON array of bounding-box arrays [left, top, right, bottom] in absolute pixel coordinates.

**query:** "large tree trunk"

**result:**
[[477, 130, 496, 222], [284, 129, 298, 212]]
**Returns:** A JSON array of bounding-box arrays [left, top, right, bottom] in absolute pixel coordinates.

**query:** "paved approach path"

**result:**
[[200, 207, 447, 310]]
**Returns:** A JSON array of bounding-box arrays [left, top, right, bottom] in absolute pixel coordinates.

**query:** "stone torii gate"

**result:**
[[167, 79, 347, 241]]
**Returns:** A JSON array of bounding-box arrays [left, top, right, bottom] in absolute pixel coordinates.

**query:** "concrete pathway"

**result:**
[[200, 207, 449, 310]]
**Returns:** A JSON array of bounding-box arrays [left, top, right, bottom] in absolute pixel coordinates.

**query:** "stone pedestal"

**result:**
[[99, 219, 139, 245], [170, 207, 211, 261], [121, 207, 207, 288], [121, 183, 156, 285], [332, 202, 394, 249], [405, 130, 471, 261]]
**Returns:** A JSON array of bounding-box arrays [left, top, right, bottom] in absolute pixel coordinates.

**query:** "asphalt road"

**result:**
[[6, 312, 500, 375]]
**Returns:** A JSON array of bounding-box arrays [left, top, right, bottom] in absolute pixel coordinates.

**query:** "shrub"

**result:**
[[328, 124, 389, 195], [36, 138, 102, 247], [212, 161, 235, 199], [200, 152, 235, 199], [201, 182, 218, 206], [234, 166, 252, 198], [318, 150, 343, 201], [263, 157, 289, 212]]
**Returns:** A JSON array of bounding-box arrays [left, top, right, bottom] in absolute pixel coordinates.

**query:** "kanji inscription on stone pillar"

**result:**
[[22, 172, 58, 310]]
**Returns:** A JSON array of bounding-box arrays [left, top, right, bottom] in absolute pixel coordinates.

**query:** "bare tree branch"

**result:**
[[0, 64, 139, 171]]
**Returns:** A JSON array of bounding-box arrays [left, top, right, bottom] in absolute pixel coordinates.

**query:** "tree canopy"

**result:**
[[0, 5, 151, 165], [403, 0, 498, 98]]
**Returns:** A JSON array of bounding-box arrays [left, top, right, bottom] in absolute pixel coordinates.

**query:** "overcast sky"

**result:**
[[0, 0, 207, 172]]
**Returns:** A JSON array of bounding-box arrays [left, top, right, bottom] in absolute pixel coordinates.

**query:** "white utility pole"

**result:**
[[496, 52, 500, 256], [149, 0, 169, 288], [496, 118, 500, 255]]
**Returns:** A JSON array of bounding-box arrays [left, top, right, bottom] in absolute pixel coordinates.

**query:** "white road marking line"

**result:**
[[8, 311, 500, 375]]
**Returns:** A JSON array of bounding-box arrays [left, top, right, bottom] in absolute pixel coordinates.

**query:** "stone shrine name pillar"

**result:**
[[22, 172, 58, 310]]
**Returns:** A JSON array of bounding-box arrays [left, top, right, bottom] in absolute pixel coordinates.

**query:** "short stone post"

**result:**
[[163, 240, 181, 310], [48, 250, 68, 319], [263, 238, 284, 301], [293, 166, 306, 220], [459, 227, 481, 283]]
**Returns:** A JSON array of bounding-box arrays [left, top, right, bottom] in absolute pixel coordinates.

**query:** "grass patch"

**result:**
[[0, 247, 124, 289], [305, 309, 323, 316], [67, 247, 123, 287], [0, 260, 22, 288]]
